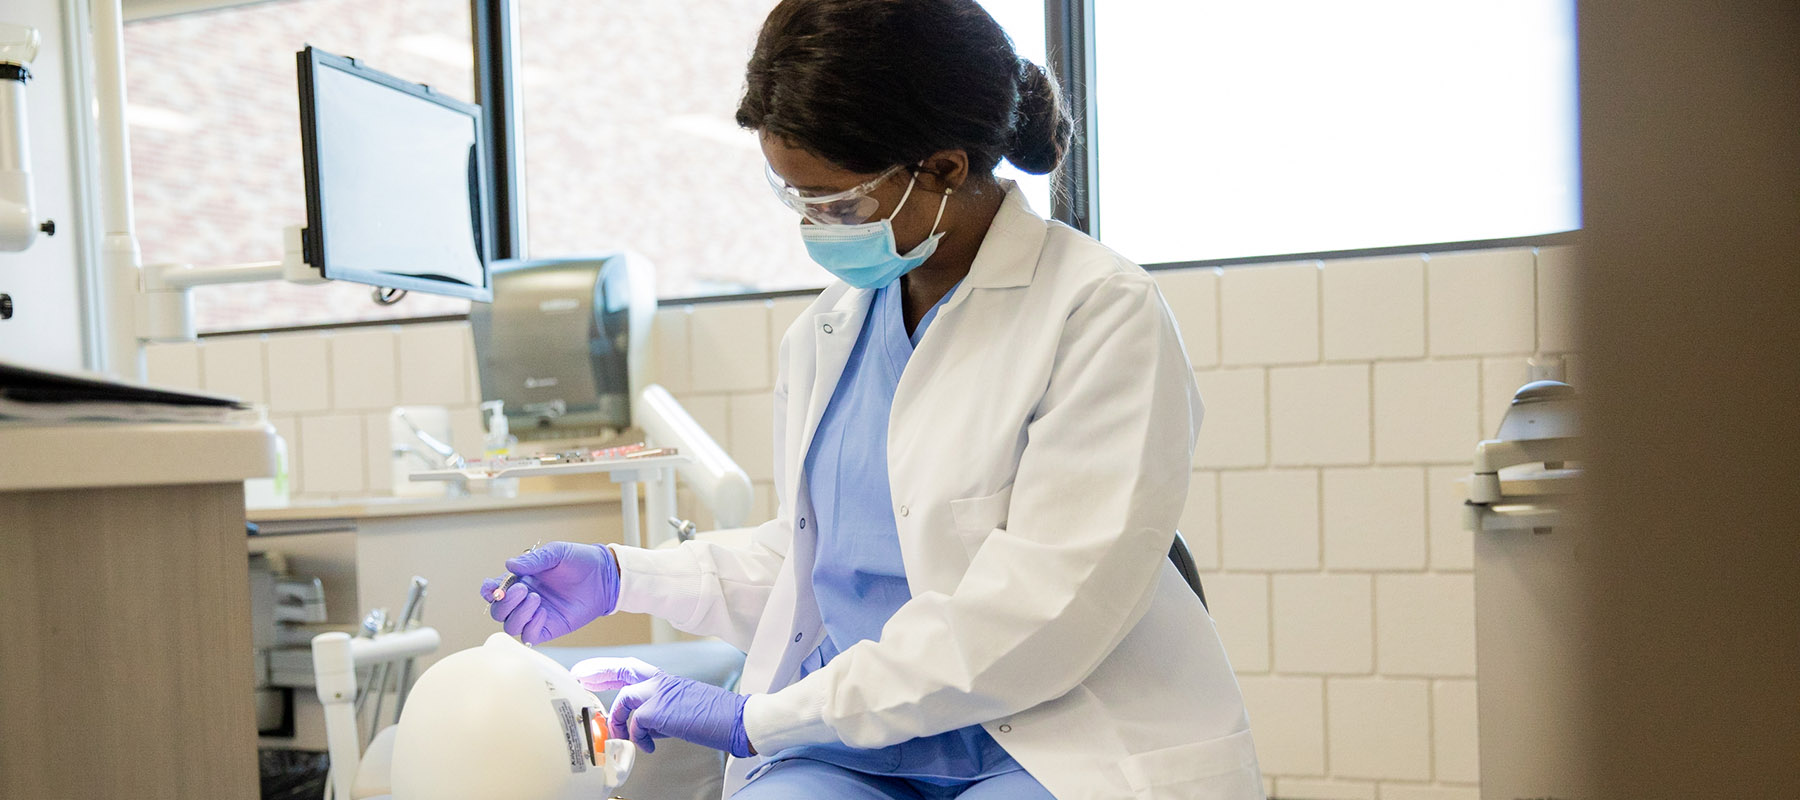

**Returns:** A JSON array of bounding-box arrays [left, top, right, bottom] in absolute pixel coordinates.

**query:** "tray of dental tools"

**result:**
[[408, 443, 687, 483]]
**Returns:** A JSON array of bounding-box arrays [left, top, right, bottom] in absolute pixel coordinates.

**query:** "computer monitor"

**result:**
[[296, 45, 493, 302]]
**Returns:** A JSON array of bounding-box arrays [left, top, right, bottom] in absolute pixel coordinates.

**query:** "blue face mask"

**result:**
[[799, 174, 950, 290]]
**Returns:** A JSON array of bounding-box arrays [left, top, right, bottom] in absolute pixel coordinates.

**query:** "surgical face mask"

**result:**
[[799, 174, 950, 290]]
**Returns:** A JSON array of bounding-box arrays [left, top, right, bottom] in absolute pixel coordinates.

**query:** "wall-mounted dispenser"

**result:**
[[468, 254, 654, 436]]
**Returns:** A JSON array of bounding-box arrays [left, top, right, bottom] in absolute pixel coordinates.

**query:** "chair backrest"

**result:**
[[1167, 530, 1207, 609]]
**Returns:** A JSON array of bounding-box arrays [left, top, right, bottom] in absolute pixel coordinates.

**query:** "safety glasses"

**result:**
[[765, 163, 905, 225]]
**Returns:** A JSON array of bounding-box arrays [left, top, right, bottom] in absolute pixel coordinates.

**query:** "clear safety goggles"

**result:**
[[765, 163, 906, 225]]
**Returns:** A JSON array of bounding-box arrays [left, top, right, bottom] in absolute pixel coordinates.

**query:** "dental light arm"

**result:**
[[0, 23, 53, 253], [637, 383, 754, 533]]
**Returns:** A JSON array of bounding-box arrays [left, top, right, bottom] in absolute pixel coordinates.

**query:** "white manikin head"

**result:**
[[391, 632, 635, 799]]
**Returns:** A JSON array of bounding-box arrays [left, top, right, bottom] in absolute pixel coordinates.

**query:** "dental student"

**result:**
[[482, 0, 1262, 796]]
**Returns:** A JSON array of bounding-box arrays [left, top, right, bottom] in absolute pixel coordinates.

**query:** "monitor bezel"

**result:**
[[297, 45, 495, 303]]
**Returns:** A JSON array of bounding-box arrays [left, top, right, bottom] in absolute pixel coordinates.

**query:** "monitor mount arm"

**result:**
[[137, 225, 325, 342]]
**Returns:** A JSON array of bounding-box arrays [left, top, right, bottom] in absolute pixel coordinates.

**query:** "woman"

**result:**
[[483, 1, 1262, 796]]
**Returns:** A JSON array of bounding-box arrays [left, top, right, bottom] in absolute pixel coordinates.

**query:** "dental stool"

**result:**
[[536, 638, 747, 800]]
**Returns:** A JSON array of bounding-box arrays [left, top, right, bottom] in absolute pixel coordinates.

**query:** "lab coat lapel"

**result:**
[[789, 287, 873, 497]]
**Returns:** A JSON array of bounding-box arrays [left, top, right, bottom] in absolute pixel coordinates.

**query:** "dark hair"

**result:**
[[736, 0, 1072, 178]]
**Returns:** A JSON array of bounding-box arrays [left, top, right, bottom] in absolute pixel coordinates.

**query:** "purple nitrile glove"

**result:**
[[572, 657, 754, 758], [479, 541, 620, 645]]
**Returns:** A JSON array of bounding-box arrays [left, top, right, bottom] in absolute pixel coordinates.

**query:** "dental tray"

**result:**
[[408, 446, 687, 483]]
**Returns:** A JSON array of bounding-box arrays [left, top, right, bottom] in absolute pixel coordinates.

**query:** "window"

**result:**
[[517, 0, 1054, 299], [122, 0, 1581, 327], [978, 0, 1054, 216], [124, 0, 477, 331], [1091, 0, 1580, 265], [515, 1, 803, 298]]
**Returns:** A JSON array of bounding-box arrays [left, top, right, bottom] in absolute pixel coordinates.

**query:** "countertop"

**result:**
[[0, 421, 276, 491], [247, 487, 623, 523]]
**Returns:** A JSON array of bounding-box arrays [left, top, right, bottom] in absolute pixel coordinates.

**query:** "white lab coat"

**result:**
[[611, 184, 1264, 799]]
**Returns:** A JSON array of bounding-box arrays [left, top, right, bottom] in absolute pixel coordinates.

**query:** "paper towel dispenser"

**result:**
[[469, 254, 654, 434]]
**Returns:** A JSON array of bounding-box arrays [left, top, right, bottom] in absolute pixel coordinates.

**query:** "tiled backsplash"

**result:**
[[146, 245, 1575, 800], [146, 321, 485, 497]]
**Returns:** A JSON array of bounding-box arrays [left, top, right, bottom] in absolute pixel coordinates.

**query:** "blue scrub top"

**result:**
[[775, 280, 1021, 781]]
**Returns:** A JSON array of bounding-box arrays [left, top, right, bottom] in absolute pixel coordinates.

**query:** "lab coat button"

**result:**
[[898, 505, 909, 517], [998, 724, 1012, 734], [798, 517, 806, 529], [822, 323, 834, 334], [794, 632, 804, 642]]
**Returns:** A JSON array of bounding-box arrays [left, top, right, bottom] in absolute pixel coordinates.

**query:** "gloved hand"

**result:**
[[479, 541, 620, 645], [572, 657, 755, 758]]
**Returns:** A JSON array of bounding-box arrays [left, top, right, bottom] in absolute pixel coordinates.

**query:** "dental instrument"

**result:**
[[492, 540, 542, 601]]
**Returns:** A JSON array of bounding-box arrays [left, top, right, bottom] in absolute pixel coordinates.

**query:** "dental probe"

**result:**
[[491, 540, 542, 600]]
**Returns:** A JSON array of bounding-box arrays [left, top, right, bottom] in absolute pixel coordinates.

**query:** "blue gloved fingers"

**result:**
[[487, 582, 529, 623], [502, 591, 543, 637], [479, 577, 502, 602], [608, 678, 657, 742], [630, 711, 659, 754], [570, 656, 661, 692], [522, 605, 567, 645], [504, 541, 574, 575]]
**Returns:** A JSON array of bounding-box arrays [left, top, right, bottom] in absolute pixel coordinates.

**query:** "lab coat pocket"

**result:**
[[948, 484, 1013, 557], [1119, 728, 1264, 798]]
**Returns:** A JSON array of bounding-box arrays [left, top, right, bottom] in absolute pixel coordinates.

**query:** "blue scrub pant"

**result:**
[[733, 758, 1055, 800]]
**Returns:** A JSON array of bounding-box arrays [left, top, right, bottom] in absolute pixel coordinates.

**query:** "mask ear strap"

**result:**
[[925, 187, 951, 236], [886, 175, 920, 222]]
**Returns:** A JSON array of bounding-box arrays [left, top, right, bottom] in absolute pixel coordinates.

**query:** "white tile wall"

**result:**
[[688, 301, 770, 393], [728, 392, 775, 483], [449, 406, 487, 462], [1239, 675, 1326, 776], [396, 323, 471, 405], [1178, 471, 1222, 570], [1323, 255, 1427, 362], [1270, 365, 1371, 466], [1274, 574, 1373, 674], [1373, 360, 1481, 464], [266, 333, 331, 414], [1430, 680, 1481, 784], [1425, 466, 1474, 571], [362, 412, 393, 496], [1156, 267, 1222, 368], [1426, 250, 1537, 357], [221, 244, 1575, 794], [1222, 470, 1319, 570], [1375, 575, 1476, 677], [768, 295, 817, 368], [1277, 778, 1377, 800], [200, 336, 267, 404], [651, 307, 694, 394], [1221, 262, 1321, 366], [330, 328, 399, 411], [145, 341, 201, 390], [1534, 246, 1577, 354], [298, 414, 366, 495], [1195, 368, 1268, 469], [1204, 572, 1270, 672], [1323, 468, 1428, 570], [1327, 678, 1432, 780]]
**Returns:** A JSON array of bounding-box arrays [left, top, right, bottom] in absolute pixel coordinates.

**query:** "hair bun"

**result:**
[[1006, 59, 1072, 175]]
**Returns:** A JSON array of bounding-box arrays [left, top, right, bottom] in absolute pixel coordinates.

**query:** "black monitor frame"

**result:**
[[296, 45, 494, 303]]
